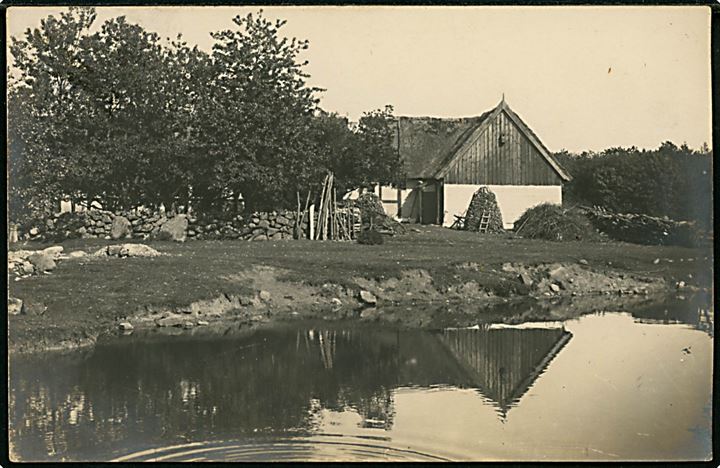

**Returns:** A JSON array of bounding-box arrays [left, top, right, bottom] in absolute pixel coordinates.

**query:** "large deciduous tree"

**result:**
[[197, 11, 321, 212]]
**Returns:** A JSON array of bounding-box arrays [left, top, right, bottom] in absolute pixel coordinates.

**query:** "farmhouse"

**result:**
[[375, 98, 571, 229]]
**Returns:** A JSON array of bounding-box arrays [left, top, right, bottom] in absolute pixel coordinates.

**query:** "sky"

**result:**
[[7, 6, 712, 152]]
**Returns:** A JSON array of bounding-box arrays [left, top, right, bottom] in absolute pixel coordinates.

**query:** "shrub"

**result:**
[[357, 228, 384, 245], [515, 203, 601, 242]]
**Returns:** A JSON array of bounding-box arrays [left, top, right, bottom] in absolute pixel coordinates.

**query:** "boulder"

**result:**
[[111, 215, 133, 239], [29, 227, 40, 236], [119, 322, 134, 331], [359, 290, 378, 305], [41, 246, 64, 258], [28, 253, 56, 272], [258, 219, 270, 229], [119, 244, 162, 257], [518, 272, 534, 287], [108, 245, 124, 256], [156, 315, 185, 327], [549, 283, 561, 293], [68, 251, 87, 259], [276, 215, 290, 226], [8, 250, 32, 263], [251, 234, 268, 241], [159, 215, 188, 242], [8, 297, 24, 315], [259, 290, 272, 302], [20, 262, 35, 275]]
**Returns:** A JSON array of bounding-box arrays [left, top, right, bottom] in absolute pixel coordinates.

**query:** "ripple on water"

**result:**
[[111, 436, 452, 462]]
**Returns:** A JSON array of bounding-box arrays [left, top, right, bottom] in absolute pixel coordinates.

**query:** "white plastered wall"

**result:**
[[443, 184, 562, 229]]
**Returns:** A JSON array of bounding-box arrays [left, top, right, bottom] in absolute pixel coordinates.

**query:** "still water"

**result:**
[[9, 300, 713, 462]]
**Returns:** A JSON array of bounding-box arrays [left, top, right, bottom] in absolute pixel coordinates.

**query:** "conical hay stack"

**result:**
[[464, 187, 504, 233]]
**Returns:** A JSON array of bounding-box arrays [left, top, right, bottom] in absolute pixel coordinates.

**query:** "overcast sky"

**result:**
[[7, 6, 712, 152]]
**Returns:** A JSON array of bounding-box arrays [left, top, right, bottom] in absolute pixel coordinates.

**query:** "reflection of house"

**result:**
[[303, 326, 571, 424], [436, 327, 572, 418], [373, 98, 571, 228]]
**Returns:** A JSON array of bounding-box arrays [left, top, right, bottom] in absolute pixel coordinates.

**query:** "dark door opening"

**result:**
[[420, 181, 440, 225]]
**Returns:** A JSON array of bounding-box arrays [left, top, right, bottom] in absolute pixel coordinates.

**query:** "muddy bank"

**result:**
[[10, 259, 697, 355]]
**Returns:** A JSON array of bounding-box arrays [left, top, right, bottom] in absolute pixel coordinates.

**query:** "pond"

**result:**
[[9, 298, 713, 462]]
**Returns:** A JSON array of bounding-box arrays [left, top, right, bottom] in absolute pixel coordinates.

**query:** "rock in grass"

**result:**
[[119, 322, 134, 331], [578, 259, 589, 266], [549, 283, 561, 293], [28, 253, 56, 272], [8, 297, 24, 315], [93, 246, 110, 257], [197, 320, 209, 326], [111, 216, 133, 240], [41, 246, 64, 258], [259, 290, 272, 302], [68, 251, 87, 259], [359, 290, 378, 305], [119, 244, 161, 257], [21, 262, 35, 275]]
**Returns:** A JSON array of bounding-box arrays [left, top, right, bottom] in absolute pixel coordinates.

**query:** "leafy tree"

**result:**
[[354, 105, 404, 190], [8, 7, 98, 220], [555, 142, 712, 228], [196, 11, 321, 212]]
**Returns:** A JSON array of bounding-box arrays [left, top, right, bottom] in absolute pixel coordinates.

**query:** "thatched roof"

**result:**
[[394, 100, 570, 181], [394, 112, 493, 179]]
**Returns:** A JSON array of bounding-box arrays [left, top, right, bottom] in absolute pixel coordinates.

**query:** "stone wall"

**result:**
[[19, 208, 307, 243]]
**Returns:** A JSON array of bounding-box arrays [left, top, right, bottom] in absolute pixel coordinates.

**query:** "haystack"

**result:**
[[464, 187, 504, 233], [515, 203, 601, 242]]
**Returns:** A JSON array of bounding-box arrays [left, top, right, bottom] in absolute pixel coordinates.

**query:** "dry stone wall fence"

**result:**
[[18, 208, 308, 243]]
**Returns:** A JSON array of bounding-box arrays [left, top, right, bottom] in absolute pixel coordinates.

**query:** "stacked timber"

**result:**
[[314, 173, 357, 241], [464, 187, 504, 233]]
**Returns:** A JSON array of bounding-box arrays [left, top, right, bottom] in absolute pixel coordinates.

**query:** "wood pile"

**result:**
[[584, 207, 703, 247], [314, 172, 358, 241], [464, 187, 504, 233], [353, 192, 406, 236]]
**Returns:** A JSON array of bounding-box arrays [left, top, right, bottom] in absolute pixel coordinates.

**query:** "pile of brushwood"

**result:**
[[354, 193, 406, 236], [464, 187, 504, 233], [583, 207, 704, 247], [515, 203, 602, 242]]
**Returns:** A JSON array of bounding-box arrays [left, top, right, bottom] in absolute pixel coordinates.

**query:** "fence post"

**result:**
[[309, 204, 315, 240]]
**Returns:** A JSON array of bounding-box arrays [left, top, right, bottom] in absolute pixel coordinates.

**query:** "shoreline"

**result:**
[[8, 229, 711, 355]]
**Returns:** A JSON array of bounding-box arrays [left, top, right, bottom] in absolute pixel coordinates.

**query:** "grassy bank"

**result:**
[[8, 225, 711, 353]]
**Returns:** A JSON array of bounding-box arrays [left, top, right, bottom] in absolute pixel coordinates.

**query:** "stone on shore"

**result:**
[[359, 290, 378, 305]]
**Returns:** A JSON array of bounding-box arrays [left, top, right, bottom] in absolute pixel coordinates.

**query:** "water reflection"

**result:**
[[8, 300, 713, 462]]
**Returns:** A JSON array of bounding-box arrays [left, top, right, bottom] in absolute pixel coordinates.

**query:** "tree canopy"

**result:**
[[8, 8, 403, 222], [554, 142, 712, 228]]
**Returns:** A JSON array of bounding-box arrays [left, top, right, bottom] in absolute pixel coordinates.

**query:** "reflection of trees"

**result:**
[[9, 326, 402, 460], [631, 293, 714, 337], [10, 324, 572, 460]]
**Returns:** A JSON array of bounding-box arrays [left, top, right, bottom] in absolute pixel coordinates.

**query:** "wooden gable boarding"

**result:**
[[435, 102, 570, 185]]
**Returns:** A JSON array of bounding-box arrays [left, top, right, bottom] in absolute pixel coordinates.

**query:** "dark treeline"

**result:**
[[554, 142, 712, 229], [8, 7, 403, 224]]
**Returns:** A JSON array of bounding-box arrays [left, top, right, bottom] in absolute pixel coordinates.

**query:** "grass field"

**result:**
[[8, 225, 712, 353]]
